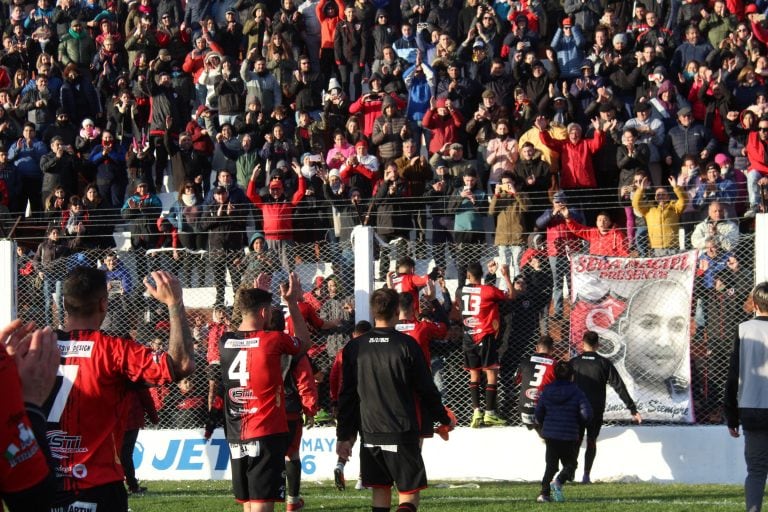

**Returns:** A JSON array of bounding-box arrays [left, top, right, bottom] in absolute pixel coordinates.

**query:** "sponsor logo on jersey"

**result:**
[[67, 501, 97, 512], [463, 286, 481, 294], [4, 422, 39, 468], [47, 430, 88, 459], [525, 388, 540, 400], [530, 356, 554, 365], [463, 317, 479, 328], [368, 337, 389, 343], [55, 463, 88, 479], [228, 386, 255, 405], [224, 337, 260, 348], [57, 341, 94, 358], [395, 323, 415, 332]]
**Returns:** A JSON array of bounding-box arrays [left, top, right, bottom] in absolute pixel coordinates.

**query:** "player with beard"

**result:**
[[46, 267, 195, 512], [218, 274, 311, 512]]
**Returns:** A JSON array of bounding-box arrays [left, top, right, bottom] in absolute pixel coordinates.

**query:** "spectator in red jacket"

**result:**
[[317, 0, 345, 83], [744, 117, 768, 216], [422, 96, 464, 155], [564, 209, 629, 257], [348, 74, 406, 137], [246, 161, 307, 270], [536, 115, 605, 221]]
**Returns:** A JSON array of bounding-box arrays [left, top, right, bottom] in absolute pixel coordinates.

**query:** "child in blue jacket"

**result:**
[[534, 360, 592, 502]]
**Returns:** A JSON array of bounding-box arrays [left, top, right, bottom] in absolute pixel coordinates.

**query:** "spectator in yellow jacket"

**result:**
[[632, 176, 686, 256]]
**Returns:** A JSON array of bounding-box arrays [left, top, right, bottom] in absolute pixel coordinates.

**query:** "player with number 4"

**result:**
[[460, 261, 515, 428], [48, 267, 196, 512], [218, 272, 312, 512]]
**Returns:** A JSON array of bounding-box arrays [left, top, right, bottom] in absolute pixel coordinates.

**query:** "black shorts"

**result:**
[[462, 334, 500, 370], [230, 433, 289, 503], [359, 442, 427, 493], [51, 481, 128, 512], [579, 415, 604, 441]]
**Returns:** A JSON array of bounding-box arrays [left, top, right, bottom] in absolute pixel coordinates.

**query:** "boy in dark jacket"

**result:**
[[534, 361, 592, 503]]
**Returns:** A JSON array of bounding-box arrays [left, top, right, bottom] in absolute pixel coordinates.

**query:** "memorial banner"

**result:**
[[569, 251, 697, 423]]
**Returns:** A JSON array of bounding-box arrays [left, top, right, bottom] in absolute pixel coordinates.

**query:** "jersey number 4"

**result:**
[[228, 351, 250, 386], [47, 365, 79, 422]]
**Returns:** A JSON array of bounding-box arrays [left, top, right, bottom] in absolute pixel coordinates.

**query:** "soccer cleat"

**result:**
[[581, 473, 591, 484], [334, 465, 346, 491], [286, 498, 305, 511], [536, 494, 551, 503], [483, 412, 507, 427], [551, 480, 564, 502], [470, 409, 484, 428]]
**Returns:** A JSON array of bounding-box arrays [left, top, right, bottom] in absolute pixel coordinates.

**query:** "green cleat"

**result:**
[[470, 409, 484, 428], [483, 412, 507, 426]]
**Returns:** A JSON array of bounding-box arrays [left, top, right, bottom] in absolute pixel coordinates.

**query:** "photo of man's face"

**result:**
[[621, 281, 690, 383]]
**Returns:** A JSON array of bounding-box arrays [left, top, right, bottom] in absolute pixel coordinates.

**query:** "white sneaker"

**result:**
[[354, 479, 368, 490]]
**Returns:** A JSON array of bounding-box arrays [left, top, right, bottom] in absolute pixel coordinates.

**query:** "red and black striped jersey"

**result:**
[[219, 330, 301, 442]]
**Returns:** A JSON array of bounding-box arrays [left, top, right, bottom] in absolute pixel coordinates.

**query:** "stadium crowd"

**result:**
[[3, 0, 762, 432], [2, 0, 768, 509]]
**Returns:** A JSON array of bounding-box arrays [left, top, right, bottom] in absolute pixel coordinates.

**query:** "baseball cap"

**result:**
[[746, 3, 759, 14], [714, 153, 731, 165], [473, 39, 485, 48], [562, 16, 572, 27], [213, 185, 227, 194], [553, 190, 567, 203], [677, 106, 692, 117], [269, 179, 284, 190]]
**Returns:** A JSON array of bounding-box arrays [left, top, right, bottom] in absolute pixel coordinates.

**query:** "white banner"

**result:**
[[134, 426, 745, 484], [569, 251, 697, 423], [133, 428, 345, 481]]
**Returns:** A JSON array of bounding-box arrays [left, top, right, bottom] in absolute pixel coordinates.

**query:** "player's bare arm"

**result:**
[[144, 270, 195, 379], [282, 272, 312, 354]]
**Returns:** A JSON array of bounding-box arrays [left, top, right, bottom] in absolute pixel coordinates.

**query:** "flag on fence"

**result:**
[[569, 251, 697, 423]]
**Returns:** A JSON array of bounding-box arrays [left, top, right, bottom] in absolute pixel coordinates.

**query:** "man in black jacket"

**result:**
[[337, 288, 453, 512], [570, 330, 642, 484], [198, 185, 245, 307]]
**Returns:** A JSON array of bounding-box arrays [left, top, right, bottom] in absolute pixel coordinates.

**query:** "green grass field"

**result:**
[[127, 480, 744, 511]]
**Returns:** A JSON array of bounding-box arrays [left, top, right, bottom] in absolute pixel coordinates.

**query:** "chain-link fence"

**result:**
[[13, 229, 757, 429]]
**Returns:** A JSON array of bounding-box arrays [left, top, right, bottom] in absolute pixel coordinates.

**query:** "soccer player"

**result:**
[[386, 256, 435, 314], [265, 307, 319, 512], [336, 288, 454, 512], [395, 281, 449, 367], [0, 321, 59, 512], [47, 268, 195, 512], [461, 261, 514, 427], [516, 336, 557, 431], [329, 320, 372, 492], [219, 273, 311, 512], [570, 331, 642, 484]]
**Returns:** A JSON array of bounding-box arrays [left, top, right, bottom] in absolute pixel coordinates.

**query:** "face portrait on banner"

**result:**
[[570, 252, 697, 423]]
